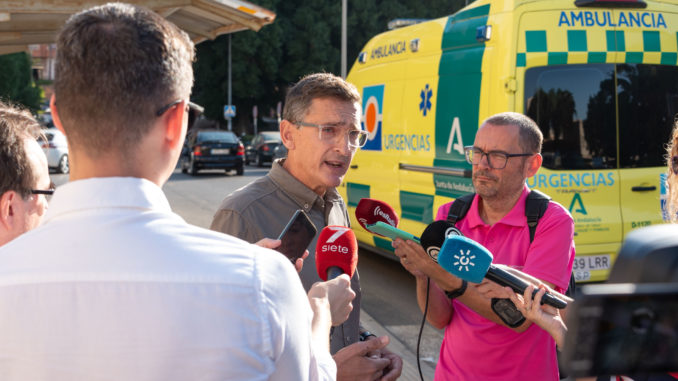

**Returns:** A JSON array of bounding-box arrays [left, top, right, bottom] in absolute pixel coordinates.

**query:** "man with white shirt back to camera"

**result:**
[[0, 3, 353, 380]]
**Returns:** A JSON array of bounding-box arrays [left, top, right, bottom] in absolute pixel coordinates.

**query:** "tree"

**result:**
[[0, 52, 42, 111], [192, 0, 466, 134]]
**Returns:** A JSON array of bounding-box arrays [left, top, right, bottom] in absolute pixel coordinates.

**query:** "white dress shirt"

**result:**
[[0, 177, 335, 381]]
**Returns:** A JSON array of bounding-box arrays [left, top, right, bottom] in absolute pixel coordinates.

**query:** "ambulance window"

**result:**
[[617, 64, 678, 168], [525, 64, 617, 170]]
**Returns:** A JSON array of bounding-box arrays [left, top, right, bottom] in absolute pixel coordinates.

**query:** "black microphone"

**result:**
[[438, 235, 568, 309], [420, 220, 463, 263]]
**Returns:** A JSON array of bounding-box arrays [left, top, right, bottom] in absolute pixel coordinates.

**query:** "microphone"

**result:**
[[438, 235, 568, 309], [315, 226, 358, 281], [355, 198, 399, 232], [420, 220, 463, 263]]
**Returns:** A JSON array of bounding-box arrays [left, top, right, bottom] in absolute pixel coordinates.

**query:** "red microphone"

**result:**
[[355, 198, 400, 233], [315, 226, 358, 281]]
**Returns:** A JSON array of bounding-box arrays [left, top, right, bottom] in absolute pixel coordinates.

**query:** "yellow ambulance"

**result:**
[[340, 0, 678, 282]]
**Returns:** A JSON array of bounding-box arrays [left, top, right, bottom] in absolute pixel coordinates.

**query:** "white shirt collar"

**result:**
[[44, 177, 171, 224]]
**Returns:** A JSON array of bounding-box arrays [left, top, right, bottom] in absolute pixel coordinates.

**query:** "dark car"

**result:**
[[245, 131, 281, 167], [272, 143, 287, 161], [180, 129, 244, 175]]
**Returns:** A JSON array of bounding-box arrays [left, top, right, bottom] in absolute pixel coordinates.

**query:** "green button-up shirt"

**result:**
[[211, 159, 361, 354]]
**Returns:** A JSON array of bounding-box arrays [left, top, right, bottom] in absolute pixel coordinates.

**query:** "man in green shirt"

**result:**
[[211, 73, 402, 381]]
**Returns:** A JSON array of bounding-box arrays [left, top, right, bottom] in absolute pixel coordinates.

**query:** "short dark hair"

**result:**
[[0, 100, 42, 198], [482, 112, 543, 154], [283, 73, 361, 123], [54, 3, 194, 159]]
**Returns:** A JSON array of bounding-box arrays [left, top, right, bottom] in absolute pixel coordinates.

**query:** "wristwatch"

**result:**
[[444, 280, 468, 299], [359, 331, 377, 341]]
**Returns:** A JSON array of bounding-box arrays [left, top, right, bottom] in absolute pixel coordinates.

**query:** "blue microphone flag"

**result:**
[[438, 235, 493, 283]]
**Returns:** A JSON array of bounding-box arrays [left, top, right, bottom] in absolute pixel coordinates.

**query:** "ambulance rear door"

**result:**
[[614, 5, 678, 237], [517, 4, 624, 282]]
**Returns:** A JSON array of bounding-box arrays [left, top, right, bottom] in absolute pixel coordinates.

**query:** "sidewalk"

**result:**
[[360, 308, 438, 381]]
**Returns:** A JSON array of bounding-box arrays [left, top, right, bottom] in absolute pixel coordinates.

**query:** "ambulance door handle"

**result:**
[[350, 165, 358, 169], [631, 186, 656, 192]]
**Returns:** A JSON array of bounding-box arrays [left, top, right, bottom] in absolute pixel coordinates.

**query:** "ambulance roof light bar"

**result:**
[[387, 18, 429, 30], [575, 0, 647, 8]]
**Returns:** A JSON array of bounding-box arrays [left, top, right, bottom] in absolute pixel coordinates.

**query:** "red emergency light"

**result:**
[[575, 0, 647, 8]]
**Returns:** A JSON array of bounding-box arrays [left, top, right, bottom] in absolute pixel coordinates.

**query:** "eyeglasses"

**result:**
[[464, 146, 534, 169], [155, 100, 204, 119], [295, 121, 369, 148], [671, 155, 678, 175], [30, 181, 56, 201]]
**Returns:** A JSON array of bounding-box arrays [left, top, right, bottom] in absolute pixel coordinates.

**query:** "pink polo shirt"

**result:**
[[433, 185, 575, 381]]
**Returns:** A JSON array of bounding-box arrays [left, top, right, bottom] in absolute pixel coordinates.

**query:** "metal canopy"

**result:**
[[0, 0, 276, 55]]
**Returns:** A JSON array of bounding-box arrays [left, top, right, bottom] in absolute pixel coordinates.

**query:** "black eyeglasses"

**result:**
[[30, 181, 56, 199], [464, 146, 534, 169], [671, 155, 678, 175], [155, 100, 204, 118]]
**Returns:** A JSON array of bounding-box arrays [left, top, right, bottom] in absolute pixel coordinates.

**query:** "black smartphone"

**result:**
[[277, 209, 317, 263], [563, 283, 678, 377]]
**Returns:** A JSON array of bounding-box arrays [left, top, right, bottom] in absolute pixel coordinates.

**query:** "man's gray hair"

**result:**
[[482, 112, 543, 154], [283, 73, 361, 124]]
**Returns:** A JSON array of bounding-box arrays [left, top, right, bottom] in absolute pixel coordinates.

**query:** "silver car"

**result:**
[[39, 128, 69, 174]]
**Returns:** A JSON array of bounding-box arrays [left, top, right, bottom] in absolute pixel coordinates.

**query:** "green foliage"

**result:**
[[0, 52, 42, 112], [193, 0, 466, 133]]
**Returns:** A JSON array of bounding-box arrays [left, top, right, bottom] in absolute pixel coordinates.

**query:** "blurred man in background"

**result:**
[[0, 101, 50, 247]]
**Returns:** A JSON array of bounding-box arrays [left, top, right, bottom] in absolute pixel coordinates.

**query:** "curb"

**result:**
[[360, 308, 437, 381]]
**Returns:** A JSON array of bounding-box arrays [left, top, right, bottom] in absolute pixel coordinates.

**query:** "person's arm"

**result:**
[[508, 285, 567, 350], [393, 239, 536, 331], [264, 253, 337, 381], [310, 275, 356, 327], [307, 282, 336, 350]]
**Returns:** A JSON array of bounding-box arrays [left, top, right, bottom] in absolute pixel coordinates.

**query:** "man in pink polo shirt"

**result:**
[[393, 112, 575, 380]]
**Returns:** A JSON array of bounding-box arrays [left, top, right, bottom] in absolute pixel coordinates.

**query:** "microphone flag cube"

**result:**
[[438, 235, 493, 283], [315, 226, 358, 281], [355, 198, 399, 231]]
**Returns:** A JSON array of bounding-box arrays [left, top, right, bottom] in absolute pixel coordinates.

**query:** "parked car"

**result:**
[[273, 143, 287, 161], [245, 131, 281, 167], [38, 128, 69, 174], [180, 129, 244, 176]]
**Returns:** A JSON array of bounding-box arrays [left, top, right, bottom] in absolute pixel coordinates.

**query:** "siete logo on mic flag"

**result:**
[[315, 226, 358, 281], [438, 235, 492, 283], [355, 198, 399, 232]]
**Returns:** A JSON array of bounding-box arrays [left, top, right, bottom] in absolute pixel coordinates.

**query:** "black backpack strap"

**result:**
[[446, 193, 476, 226], [525, 189, 576, 297], [525, 189, 551, 243]]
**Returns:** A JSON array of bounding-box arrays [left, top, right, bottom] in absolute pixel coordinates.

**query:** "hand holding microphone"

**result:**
[[437, 235, 569, 309], [314, 226, 358, 326]]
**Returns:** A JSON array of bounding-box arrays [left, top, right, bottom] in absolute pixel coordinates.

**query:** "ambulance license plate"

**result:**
[[572, 254, 611, 272]]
